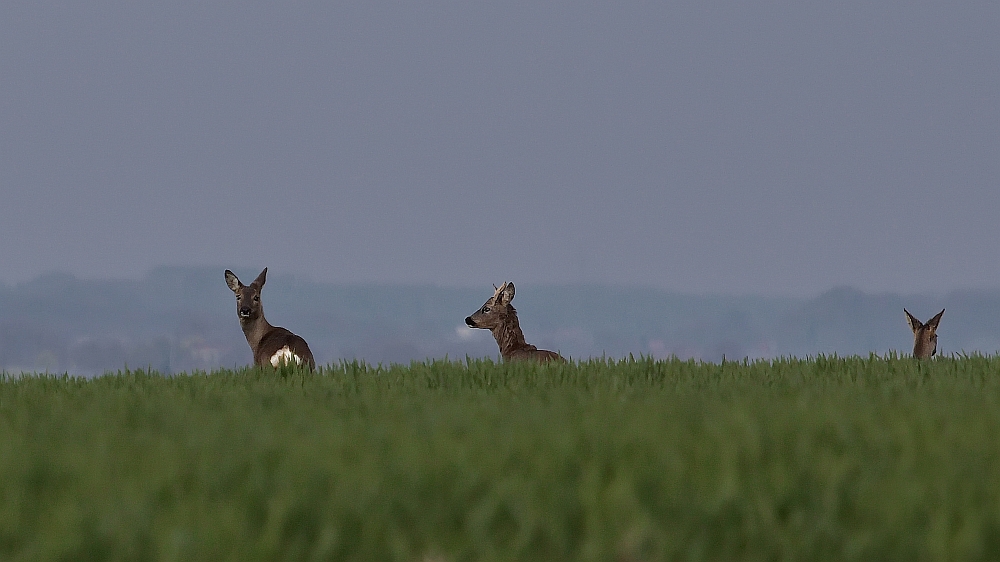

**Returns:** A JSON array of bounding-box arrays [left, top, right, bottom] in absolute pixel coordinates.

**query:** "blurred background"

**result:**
[[1, 2, 997, 373], [0, 268, 988, 374]]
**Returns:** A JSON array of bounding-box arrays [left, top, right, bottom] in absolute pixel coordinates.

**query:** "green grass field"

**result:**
[[3, 355, 1000, 561]]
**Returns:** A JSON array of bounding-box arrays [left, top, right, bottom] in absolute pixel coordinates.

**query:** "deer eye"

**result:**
[[253, 295, 260, 302], [482, 306, 491, 313]]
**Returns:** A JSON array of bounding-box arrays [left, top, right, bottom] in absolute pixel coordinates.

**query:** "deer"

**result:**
[[905, 308, 944, 359], [465, 281, 565, 362], [224, 267, 316, 370]]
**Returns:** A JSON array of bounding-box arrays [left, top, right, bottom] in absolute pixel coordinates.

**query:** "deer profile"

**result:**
[[465, 282, 565, 362], [225, 268, 316, 370], [905, 308, 944, 359]]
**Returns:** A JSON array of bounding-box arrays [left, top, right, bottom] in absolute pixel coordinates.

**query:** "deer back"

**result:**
[[255, 327, 316, 370]]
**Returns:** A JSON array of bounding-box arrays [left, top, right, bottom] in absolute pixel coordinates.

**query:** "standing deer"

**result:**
[[225, 268, 316, 370], [465, 282, 565, 362], [905, 308, 944, 359]]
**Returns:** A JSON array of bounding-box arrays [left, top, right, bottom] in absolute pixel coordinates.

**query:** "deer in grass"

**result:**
[[465, 282, 565, 362], [905, 308, 944, 359], [225, 268, 316, 370]]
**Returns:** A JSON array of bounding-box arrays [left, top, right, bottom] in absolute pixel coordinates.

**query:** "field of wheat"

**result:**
[[2, 355, 1000, 561]]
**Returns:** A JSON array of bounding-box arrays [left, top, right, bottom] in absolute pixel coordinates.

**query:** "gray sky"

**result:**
[[1, 1, 997, 296]]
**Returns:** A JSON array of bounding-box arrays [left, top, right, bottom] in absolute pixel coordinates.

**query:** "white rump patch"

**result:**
[[270, 346, 302, 368]]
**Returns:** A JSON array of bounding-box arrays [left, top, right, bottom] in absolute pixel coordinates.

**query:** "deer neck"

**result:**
[[914, 339, 935, 358], [240, 314, 274, 352], [491, 306, 533, 359]]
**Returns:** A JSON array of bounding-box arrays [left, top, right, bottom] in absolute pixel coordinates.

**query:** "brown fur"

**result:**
[[465, 282, 565, 362], [905, 308, 944, 359], [225, 268, 316, 370]]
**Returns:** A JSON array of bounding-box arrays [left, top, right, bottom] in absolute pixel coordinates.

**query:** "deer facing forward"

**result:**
[[225, 268, 316, 370], [905, 308, 944, 359], [465, 282, 564, 362]]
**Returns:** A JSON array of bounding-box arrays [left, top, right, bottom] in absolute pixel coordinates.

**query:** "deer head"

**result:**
[[225, 267, 268, 324], [465, 282, 516, 330], [905, 308, 944, 359]]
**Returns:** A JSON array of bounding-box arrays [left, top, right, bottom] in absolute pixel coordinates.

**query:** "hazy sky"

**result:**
[[1, 1, 997, 296]]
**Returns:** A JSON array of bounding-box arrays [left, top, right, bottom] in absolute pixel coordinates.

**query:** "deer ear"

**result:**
[[904, 309, 922, 333], [926, 309, 944, 331], [499, 281, 515, 305], [225, 270, 241, 293], [252, 267, 268, 288]]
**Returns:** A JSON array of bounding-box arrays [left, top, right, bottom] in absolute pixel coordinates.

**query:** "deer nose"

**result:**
[[239, 307, 252, 317], [465, 316, 476, 327]]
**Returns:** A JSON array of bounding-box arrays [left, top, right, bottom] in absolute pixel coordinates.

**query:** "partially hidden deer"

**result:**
[[465, 282, 565, 362], [905, 308, 944, 359], [225, 268, 316, 370]]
